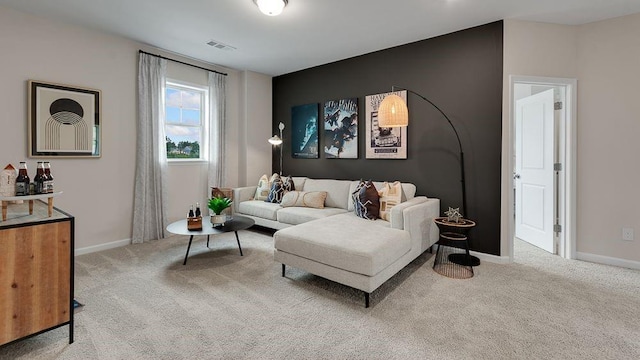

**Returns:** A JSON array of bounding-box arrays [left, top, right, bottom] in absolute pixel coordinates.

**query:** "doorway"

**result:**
[[508, 76, 577, 261]]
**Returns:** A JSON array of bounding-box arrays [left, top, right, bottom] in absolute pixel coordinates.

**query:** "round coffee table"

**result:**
[[166, 215, 255, 265]]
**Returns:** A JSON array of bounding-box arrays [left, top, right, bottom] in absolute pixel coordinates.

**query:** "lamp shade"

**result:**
[[268, 135, 283, 145], [377, 94, 409, 127], [255, 0, 288, 16]]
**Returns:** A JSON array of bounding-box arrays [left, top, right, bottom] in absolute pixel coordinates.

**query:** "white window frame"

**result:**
[[164, 79, 209, 163]]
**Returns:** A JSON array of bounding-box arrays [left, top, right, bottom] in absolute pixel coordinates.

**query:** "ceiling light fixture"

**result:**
[[254, 0, 288, 16]]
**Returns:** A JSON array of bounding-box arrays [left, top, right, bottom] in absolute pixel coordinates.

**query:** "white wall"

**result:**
[[503, 14, 640, 265], [502, 20, 578, 257], [241, 71, 273, 186], [575, 13, 640, 263], [0, 6, 272, 251]]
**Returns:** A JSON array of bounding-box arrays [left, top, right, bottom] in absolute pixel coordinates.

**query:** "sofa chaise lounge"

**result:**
[[233, 177, 440, 307]]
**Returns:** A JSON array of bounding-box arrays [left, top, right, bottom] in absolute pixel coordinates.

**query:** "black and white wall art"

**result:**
[[365, 90, 407, 159], [28, 80, 101, 157], [323, 98, 358, 159]]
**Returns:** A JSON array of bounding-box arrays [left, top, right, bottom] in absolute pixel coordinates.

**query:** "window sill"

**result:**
[[167, 160, 208, 166]]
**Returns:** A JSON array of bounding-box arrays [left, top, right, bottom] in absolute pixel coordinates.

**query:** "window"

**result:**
[[164, 81, 208, 161]]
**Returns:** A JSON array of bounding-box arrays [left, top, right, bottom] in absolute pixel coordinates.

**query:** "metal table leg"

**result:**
[[183, 235, 194, 265], [234, 231, 243, 256]]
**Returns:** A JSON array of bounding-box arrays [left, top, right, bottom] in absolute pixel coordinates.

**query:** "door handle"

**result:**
[[514, 174, 521, 179]]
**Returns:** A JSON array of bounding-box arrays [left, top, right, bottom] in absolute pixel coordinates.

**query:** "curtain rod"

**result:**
[[138, 50, 228, 76]]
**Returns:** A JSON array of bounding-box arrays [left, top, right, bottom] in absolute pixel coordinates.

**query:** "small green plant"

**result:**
[[208, 196, 232, 215]]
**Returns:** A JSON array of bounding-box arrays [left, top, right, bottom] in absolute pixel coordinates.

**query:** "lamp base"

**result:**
[[448, 254, 481, 267]]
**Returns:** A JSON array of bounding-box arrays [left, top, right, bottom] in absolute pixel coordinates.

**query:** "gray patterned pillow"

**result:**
[[352, 180, 380, 220]]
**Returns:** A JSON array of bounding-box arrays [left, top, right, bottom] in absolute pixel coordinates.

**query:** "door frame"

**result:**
[[508, 75, 577, 260]]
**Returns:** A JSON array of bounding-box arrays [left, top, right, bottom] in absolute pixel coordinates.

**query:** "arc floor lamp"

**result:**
[[378, 86, 479, 266]]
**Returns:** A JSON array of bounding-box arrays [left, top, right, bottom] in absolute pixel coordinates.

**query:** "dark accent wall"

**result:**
[[272, 21, 503, 255]]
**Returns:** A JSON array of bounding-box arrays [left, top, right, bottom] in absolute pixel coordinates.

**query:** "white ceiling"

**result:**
[[2, 0, 640, 76]]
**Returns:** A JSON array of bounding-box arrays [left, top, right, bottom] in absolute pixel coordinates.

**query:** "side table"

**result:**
[[433, 217, 477, 279]]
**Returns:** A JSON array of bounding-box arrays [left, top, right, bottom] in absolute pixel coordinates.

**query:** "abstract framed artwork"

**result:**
[[28, 80, 101, 158], [365, 90, 407, 159], [291, 103, 319, 159], [323, 98, 358, 159]]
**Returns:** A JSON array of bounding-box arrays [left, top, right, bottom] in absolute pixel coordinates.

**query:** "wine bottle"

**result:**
[[44, 161, 53, 193], [15, 162, 29, 196], [34, 162, 45, 194]]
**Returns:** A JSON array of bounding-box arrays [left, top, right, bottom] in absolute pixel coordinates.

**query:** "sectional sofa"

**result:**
[[233, 177, 440, 307]]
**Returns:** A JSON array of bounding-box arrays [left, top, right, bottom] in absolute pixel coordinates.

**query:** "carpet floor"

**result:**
[[1, 228, 639, 359]]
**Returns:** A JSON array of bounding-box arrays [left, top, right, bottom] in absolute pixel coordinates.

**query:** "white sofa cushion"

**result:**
[[339, 212, 390, 228], [277, 207, 348, 225], [274, 213, 411, 276], [292, 177, 307, 190], [238, 200, 281, 221], [302, 179, 352, 210]]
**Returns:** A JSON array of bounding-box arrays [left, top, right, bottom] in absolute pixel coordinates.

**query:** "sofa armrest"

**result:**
[[389, 197, 427, 229], [232, 186, 257, 213], [391, 197, 440, 252]]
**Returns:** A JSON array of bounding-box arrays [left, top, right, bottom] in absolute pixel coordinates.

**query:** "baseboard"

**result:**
[[470, 251, 511, 264], [576, 252, 640, 270], [75, 238, 131, 256]]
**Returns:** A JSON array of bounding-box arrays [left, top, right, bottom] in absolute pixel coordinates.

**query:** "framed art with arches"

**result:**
[[28, 80, 101, 158]]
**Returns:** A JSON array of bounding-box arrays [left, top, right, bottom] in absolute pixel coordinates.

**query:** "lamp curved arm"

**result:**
[[391, 85, 467, 216], [391, 86, 462, 153]]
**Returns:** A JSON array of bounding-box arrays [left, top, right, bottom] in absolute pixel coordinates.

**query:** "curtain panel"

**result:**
[[132, 53, 168, 243], [208, 72, 227, 194]]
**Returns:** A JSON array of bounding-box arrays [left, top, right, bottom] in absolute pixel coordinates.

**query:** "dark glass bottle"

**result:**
[[44, 161, 53, 193], [188, 205, 195, 218], [15, 162, 29, 196], [34, 162, 46, 194], [195, 202, 201, 217]]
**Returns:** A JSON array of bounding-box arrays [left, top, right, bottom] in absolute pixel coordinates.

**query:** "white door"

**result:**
[[515, 89, 555, 253]]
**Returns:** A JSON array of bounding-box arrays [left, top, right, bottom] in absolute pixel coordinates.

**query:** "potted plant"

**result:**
[[208, 196, 232, 225]]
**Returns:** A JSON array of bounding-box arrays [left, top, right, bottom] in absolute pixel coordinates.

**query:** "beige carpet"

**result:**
[[2, 228, 639, 360]]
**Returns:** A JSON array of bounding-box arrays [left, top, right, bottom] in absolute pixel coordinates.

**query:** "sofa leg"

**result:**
[[281, 263, 285, 277], [365, 292, 370, 308]]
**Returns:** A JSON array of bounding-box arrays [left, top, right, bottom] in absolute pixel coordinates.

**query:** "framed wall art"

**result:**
[[365, 90, 407, 159], [291, 103, 319, 159], [28, 80, 101, 158], [323, 98, 358, 159]]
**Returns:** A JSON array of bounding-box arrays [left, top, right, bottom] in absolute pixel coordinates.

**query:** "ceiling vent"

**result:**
[[206, 40, 236, 51]]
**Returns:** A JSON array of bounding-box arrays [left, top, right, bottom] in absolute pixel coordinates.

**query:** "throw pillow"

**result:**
[[266, 176, 285, 203], [378, 181, 403, 221], [254, 174, 271, 201], [280, 191, 327, 209], [269, 173, 281, 184], [351, 180, 380, 220], [281, 175, 296, 192]]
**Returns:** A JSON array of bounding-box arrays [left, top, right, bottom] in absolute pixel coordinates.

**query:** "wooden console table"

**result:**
[[0, 200, 74, 346], [0, 191, 62, 221]]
